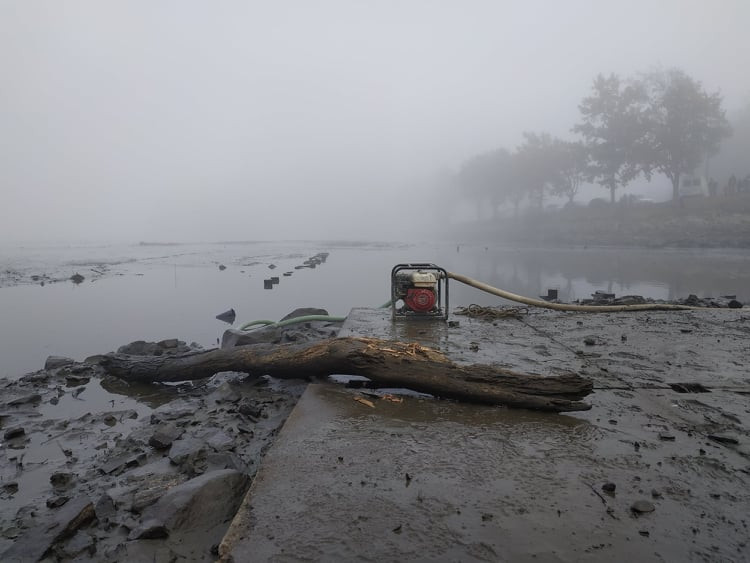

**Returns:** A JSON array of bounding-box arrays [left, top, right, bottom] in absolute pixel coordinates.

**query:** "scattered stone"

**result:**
[[94, 493, 117, 523], [3, 426, 25, 440], [58, 530, 96, 559], [1, 496, 94, 562], [169, 437, 208, 471], [103, 414, 117, 426], [45, 356, 75, 370], [7, 393, 42, 406], [215, 308, 236, 324], [50, 472, 75, 490], [158, 338, 179, 349], [658, 432, 676, 441], [3, 482, 18, 495], [707, 434, 739, 445], [651, 489, 662, 498], [218, 264, 227, 271], [209, 382, 242, 404], [128, 518, 169, 540], [639, 530, 650, 537], [207, 430, 235, 452], [149, 422, 184, 450], [602, 482, 616, 493], [100, 452, 146, 475], [70, 273, 85, 284], [64, 374, 90, 386], [47, 495, 70, 509], [583, 337, 597, 346], [631, 500, 656, 514], [238, 399, 263, 419]]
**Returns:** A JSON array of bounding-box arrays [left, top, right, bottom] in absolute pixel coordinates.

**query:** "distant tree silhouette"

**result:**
[[574, 74, 650, 203], [640, 68, 732, 200]]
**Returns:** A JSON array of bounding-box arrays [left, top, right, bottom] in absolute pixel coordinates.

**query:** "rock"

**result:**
[[728, 299, 742, 308], [169, 437, 208, 474], [658, 432, 676, 441], [218, 264, 227, 271], [158, 338, 179, 349], [3, 426, 25, 440], [94, 493, 117, 523], [100, 452, 146, 475], [128, 518, 169, 540], [583, 337, 597, 346], [602, 482, 616, 493], [7, 393, 42, 406], [45, 356, 75, 370], [138, 469, 250, 533], [1, 496, 94, 562], [3, 482, 18, 495], [151, 400, 196, 423], [238, 399, 263, 419], [651, 489, 662, 498], [207, 430, 235, 452], [50, 472, 75, 490], [130, 474, 186, 513], [149, 422, 184, 450], [215, 308, 236, 324], [58, 530, 95, 559], [70, 273, 85, 284], [206, 452, 248, 473], [46, 495, 70, 508], [707, 434, 739, 445], [631, 500, 655, 514], [209, 382, 242, 404]]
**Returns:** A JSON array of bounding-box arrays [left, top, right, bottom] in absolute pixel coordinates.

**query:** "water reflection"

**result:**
[[0, 241, 747, 378]]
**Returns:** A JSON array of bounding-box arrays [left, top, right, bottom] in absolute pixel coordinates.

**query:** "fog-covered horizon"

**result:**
[[2, 1, 749, 243]]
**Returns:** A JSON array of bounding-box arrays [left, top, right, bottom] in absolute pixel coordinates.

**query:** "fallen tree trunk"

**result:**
[[101, 337, 593, 412]]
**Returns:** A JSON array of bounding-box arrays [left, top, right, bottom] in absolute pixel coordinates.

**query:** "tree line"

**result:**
[[456, 68, 733, 215]]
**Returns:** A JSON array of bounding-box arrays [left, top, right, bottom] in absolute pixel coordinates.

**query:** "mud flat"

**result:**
[[1, 307, 748, 561], [220, 308, 750, 562]]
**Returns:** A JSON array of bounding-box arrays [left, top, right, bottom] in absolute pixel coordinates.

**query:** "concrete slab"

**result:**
[[221, 308, 750, 562]]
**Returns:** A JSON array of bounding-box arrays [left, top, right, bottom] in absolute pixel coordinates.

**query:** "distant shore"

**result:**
[[450, 193, 750, 248]]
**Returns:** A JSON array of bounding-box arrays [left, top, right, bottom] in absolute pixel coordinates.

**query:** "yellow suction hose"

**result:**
[[446, 271, 702, 312]]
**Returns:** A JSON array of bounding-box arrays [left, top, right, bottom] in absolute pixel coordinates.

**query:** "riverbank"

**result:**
[[451, 193, 750, 248]]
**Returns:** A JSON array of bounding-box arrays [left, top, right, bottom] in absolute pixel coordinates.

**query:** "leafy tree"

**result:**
[[574, 74, 650, 203], [640, 68, 732, 200], [549, 139, 588, 204]]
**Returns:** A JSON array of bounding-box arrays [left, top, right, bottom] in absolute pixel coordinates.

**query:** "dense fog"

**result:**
[[1, 0, 749, 243]]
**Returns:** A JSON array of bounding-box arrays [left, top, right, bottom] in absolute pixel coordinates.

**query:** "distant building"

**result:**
[[678, 174, 708, 197]]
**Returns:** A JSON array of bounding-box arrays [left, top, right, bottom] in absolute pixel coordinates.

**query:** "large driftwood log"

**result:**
[[101, 337, 593, 412]]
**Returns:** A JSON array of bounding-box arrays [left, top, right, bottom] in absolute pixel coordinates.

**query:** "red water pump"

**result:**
[[391, 264, 449, 320]]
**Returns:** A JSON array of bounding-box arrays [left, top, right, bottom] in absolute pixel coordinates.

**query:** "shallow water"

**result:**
[[1, 240, 748, 377]]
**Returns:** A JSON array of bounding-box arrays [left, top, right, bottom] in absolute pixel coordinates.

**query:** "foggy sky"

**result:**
[[2, 1, 749, 243]]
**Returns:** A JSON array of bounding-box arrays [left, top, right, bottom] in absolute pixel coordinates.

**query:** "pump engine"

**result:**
[[391, 263, 449, 320]]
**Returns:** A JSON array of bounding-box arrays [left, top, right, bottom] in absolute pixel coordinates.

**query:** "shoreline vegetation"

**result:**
[[448, 193, 750, 248]]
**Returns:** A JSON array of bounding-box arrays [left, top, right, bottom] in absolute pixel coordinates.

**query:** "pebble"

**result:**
[[631, 500, 656, 514], [602, 482, 616, 493]]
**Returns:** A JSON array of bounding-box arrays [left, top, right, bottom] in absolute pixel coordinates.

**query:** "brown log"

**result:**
[[100, 337, 593, 412]]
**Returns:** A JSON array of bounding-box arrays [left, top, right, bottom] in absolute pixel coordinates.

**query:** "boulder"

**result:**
[[138, 469, 250, 533]]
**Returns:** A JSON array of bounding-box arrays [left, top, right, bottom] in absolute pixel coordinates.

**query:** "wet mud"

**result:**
[[221, 308, 749, 562]]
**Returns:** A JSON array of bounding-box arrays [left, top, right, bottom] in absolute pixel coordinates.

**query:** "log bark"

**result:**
[[100, 337, 593, 412]]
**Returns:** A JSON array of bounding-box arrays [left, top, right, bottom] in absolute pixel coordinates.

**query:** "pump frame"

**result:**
[[391, 263, 449, 321]]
